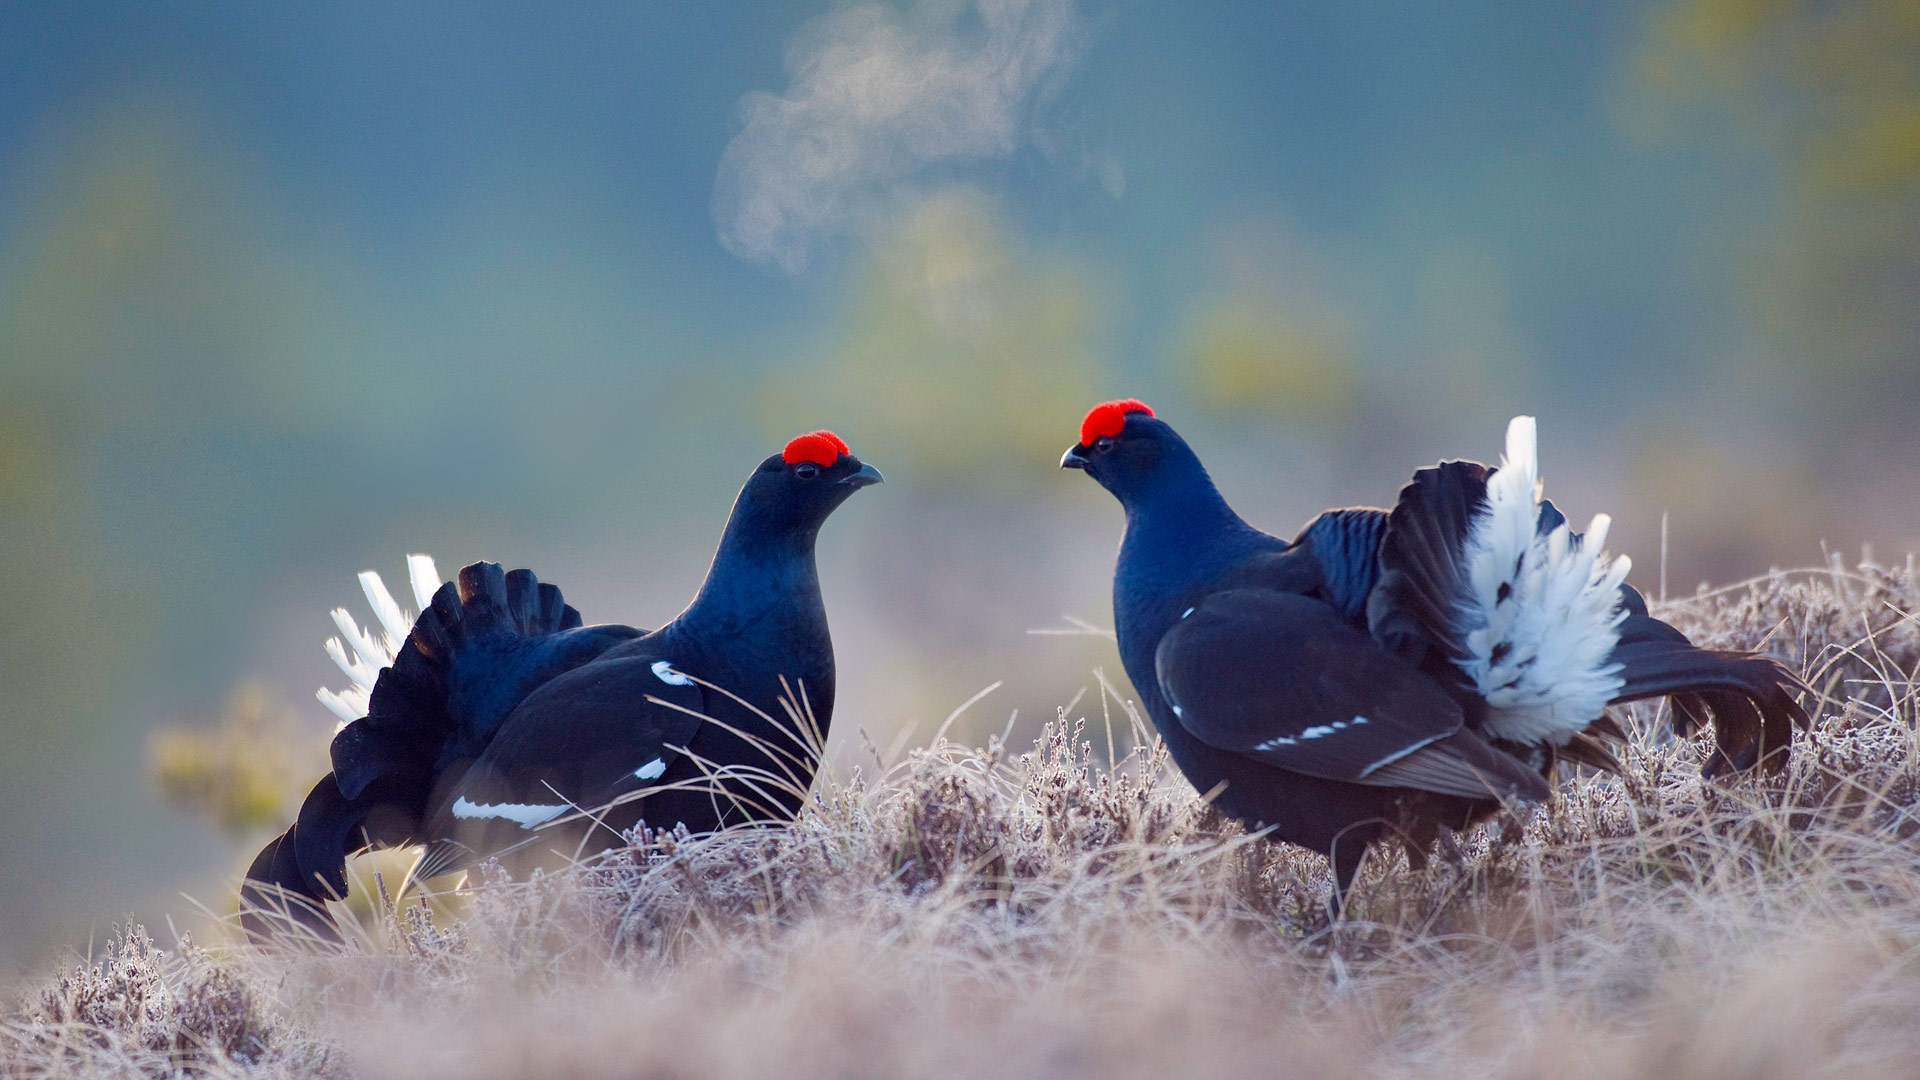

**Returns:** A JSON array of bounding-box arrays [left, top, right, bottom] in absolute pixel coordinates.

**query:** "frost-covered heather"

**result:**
[[9, 558, 1920, 1079]]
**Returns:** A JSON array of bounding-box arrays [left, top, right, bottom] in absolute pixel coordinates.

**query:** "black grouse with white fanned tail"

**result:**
[[241, 431, 881, 939], [1062, 400, 1807, 914]]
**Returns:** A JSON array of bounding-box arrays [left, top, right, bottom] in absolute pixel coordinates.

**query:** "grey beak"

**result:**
[[1060, 446, 1090, 470], [840, 462, 885, 488]]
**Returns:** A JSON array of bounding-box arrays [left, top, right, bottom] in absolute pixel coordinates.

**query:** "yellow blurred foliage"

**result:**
[[149, 681, 329, 838], [150, 681, 468, 936], [1631, 0, 1919, 411], [1637, 0, 1919, 197], [764, 188, 1101, 484], [0, 407, 58, 509], [1182, 296, 1355, 422]]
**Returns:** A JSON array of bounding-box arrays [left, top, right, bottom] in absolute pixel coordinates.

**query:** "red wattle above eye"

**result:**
[[783, 430, 848, 467], [1078, 399, 1153, 446]]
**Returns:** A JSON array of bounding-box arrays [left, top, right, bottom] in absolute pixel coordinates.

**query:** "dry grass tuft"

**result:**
[[10, 556, 1920, 1078], [4, 925, 331, 1078]]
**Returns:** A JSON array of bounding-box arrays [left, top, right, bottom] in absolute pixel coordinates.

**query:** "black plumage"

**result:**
[[1062, 401, 1807, 913], [242, 435, 881, 938]]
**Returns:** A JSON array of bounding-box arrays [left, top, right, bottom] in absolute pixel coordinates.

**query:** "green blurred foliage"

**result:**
[[3, 104, 323, 429], [148, 681, 326, 838], [1168, 219, 1362, 429], [0, 103, 329, 954], [1182, 296, 1356, 423], [1636, 0, 1919, 197], [0, 407, 58, 509], [764, 189, 1102, 485], [1633, 0, 1919, 427], [143, 680, 465, 937]]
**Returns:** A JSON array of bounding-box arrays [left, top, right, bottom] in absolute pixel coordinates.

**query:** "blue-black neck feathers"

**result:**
[[1084, 417, 1284, 702]]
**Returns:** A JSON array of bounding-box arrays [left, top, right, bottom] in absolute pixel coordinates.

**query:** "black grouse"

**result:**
[[243, 430, 881, 937], [1061, 400, 1807, 912]]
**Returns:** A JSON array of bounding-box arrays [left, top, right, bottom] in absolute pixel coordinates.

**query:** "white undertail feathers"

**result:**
[[1457, 417, 1631, 746], [316, 555, 444, 728]]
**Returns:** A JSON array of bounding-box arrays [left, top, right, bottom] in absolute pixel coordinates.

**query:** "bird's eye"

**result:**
[[794, 462, 821, 480], [1093, 436, 1116, 453]]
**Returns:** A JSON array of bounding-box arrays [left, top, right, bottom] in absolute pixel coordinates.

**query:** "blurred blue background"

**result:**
[[2, 0, 1914, 966]]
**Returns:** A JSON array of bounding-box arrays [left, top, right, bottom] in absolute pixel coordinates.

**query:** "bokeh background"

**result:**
[[1, 0, 1914, 969]]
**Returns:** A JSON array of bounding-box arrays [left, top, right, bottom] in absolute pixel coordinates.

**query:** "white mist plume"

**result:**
[[713, 0, 1082, 273]]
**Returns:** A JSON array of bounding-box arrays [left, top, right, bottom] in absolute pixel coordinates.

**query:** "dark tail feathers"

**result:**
[[1370, 459, 1810, 782], [1367, 459, 1488, 673], [240, 563, 586, 940], [1609, 584, 1811, 777]]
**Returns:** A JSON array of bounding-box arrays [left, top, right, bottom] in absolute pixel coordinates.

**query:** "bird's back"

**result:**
[[1291, 507, 1391, 624]]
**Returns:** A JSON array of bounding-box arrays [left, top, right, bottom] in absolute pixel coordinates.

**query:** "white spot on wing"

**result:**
[[1181, 607, 1195, 619], [450, 796, 566, 829], [634, 757, 667, 780], [652, 660, 694, 686], [1257, 716, 1370, 752]]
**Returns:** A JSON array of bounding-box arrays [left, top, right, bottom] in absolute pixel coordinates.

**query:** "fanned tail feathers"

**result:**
[[244, 556, 602, 940], [1458, 416, 1632, 745], [1371, 415, 1807, 779], [315, 556, 444, 726]]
